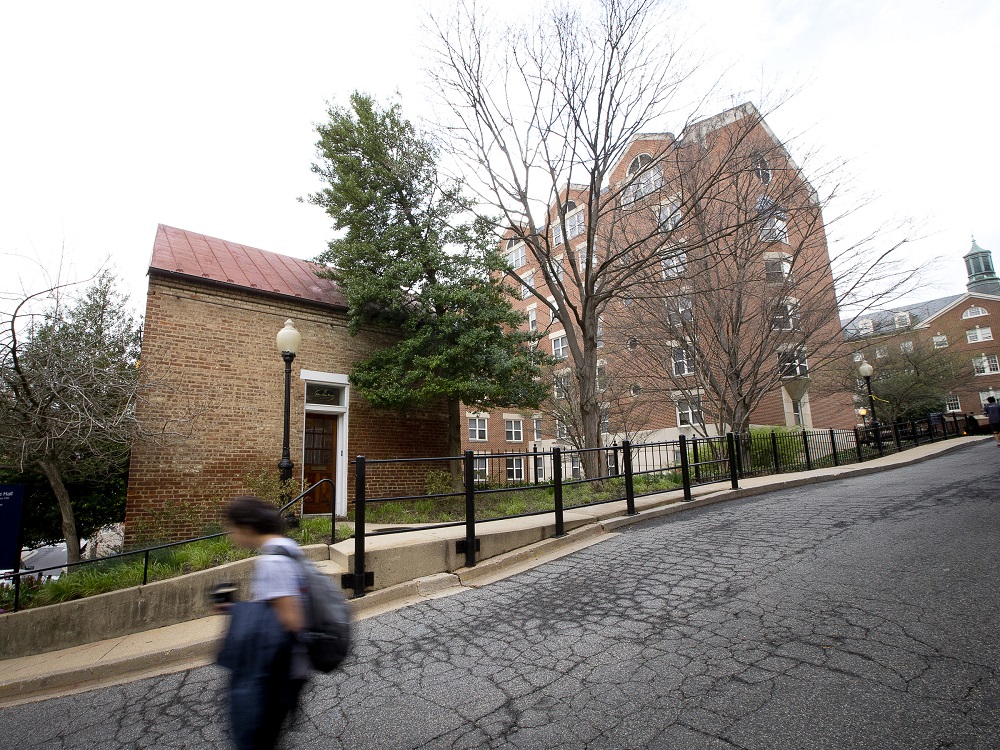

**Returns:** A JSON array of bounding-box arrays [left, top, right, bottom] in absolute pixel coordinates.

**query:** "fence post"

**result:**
[[612, 442, 620, 477], [353, 456, 367, 597], [952, 412, 961, 436], [829, 428, 839, 466], [802, 430, 812, 470], [874, 423, 884, 457], [770, 430, 781, 473], [678, 434, 693, 502], [549, 447, 565, 536], [622, 440, 637, 515], [143, 550, 150, 585], [927, 417, 936, 442], [853, 427, 864, 462], [726, 433, 740, 489], [910, 420, 919, 447], [13, 572, 21, 613], [532, 445, 539, 485], [691, 437, 701, 482], [463, 450, 477, 568]]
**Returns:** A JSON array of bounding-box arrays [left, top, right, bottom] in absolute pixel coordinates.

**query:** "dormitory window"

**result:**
[[778, 350, 808, 378], [676, 398, 703, 426], [765, 255, 792, 283], [506, 457, 524, 482], [933, 335, 949, 348], [505, 419, 523, 442], [672, 348, 691, 377], [771, 301, 800, 331], [962, 306, 988, 319], [468, 417, 487, 441], [857, 319, 874, 336], [945, 394, 961, 412], [521, 272, 534, 299], [900, 341, 914, 353], [756, 196, 787, 243], [658, 197, 681, 232], [751, 153, 771, 184], [967, 326, 993, 343], [506, 239, 526, 269], [894, 312, 911, 329], [552, 335, 569, 359], [973, 354, 1000, 375], [624, 154, 663, 203], [473, 457, 488, 483]]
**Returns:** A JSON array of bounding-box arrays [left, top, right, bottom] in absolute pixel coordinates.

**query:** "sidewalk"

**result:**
[[0, 435, 988, 707]]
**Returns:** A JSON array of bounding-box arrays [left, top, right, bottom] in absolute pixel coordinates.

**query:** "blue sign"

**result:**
[[0, 485, 24, 570]]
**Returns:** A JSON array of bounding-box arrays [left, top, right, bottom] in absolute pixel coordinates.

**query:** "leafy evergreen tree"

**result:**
[[307, 93, 546, 455]]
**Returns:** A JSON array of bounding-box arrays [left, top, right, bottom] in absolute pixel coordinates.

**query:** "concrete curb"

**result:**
[[0, 436, 988, 706]]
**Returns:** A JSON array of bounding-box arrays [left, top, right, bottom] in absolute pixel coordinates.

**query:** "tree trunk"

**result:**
[[448, 397, 463, 488], [38, 456, 82, 564], [575, 335, 603, 479]]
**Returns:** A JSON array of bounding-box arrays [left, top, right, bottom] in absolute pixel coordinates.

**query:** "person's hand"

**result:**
[[211, 602, 232, 616]]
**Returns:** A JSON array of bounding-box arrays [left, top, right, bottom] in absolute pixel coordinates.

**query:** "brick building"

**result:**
[[462, 104, 855, 473], [125, 225, 449, 540], [844, 239, 1000, 418]]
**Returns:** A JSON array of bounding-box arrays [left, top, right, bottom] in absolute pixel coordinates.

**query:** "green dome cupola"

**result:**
[[964, 237, 1000, 295]]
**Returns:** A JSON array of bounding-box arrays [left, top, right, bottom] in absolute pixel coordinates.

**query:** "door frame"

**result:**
[[299, 369, 349, 517]]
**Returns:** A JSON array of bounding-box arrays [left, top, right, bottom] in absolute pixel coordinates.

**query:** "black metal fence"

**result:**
[[344, 413, 970, 598]]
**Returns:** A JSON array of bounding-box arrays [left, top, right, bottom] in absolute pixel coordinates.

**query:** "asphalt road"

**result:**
[[2, 443, 998, 749]]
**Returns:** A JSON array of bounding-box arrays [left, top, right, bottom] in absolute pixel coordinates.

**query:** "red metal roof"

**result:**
[[148, 224, 347, 310]]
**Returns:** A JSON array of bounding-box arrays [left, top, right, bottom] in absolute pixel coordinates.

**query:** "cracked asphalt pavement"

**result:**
[[2, 443, 998, 749]]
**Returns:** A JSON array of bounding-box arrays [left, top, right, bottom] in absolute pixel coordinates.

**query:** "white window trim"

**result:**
[[299, 370, 350, 516], [467, 416, 489, 441], [933, 335, 949, 349], [962, 306, 989, 320], [505, 418, 524, 442]]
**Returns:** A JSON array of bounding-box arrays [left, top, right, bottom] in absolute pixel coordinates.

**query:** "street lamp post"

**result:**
[[276, 320, 302, 484], [858, 362, 883, 456]]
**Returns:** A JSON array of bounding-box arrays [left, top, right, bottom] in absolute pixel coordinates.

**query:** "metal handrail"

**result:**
[[5, 478, 335, 612]]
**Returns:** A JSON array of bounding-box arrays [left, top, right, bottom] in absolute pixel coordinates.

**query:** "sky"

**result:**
[[1, 0, 996, 315]]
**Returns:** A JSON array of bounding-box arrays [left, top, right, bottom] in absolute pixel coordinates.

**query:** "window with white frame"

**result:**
[[900, 340, 914, 353], [676, 398, 703, 426], [667, 295, 694, 325], [527, 307, 537, 331], [980, 391, 997, 409], [630, 384, 642, 397], [624, 154, 663, 203], [967, 326, 993, 343], [778, 349, 809, 377], [506, 457, 524, 482], [764, 255, 793, 284], [468, 417, 487, 441], [571, 454, 582, 479], [894, 311, 911, 329], [772, 300, 800, 331], [596, 362, 607, 391], [554, 257, 564, 282], [566, 208, 585, 242], [473, 457, 488, 483], [657, 197, 681, 232], [506, 239, 526, 269], [791, 400, 803, 426], [555, 419, 569, 440], [661, 250, 686, 278], [973, 354, 1000, 375], [853, 352, 864, 362], [857, 318, 874, 336], [756, 196, 788, 243], [962, 306, 989, 319], [505, 419, 523, 442], [672, 347, 691, 376], [533, 417, 543, 441], [600, 409, 610, 435], [554, 372, 570, 399], [534, 454, 545, 481], [552, 335, 568, 359], [945, 394, 961, 412], [751, 152, 771, 184], [521, 272, 534, 299], [597, 317, 604, 348], [933, 335, 949, 349], [875, 346, 888, 359]]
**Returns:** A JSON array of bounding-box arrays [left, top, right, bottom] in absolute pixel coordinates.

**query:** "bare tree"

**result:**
[[608, 107, 918, 435], [0, 272, 198, 562]]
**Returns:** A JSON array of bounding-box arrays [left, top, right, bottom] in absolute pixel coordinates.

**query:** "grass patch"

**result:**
[[0, 520, 354, 612]]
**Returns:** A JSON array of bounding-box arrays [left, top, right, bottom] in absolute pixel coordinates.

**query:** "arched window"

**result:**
[[962, 306, 989, 319], [623, 153, 662, 203]]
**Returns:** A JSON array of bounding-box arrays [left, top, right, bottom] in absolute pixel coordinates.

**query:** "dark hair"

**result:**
[[989, 397, 997, 404], [225, 496, 284, 535]]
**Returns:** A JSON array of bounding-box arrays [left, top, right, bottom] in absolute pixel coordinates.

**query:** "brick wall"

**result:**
[[126, 274, 449, 541]]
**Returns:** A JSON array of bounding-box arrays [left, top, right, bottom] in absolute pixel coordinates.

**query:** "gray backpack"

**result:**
[[265, 545, 351, 672]]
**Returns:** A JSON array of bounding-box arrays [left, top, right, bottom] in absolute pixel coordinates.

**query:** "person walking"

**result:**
[[217, 496, 310, 750], [985, 396, 1000, 447]]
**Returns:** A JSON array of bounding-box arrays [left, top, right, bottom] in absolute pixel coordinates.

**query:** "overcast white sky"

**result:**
[[1, 0, 996, 314]]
